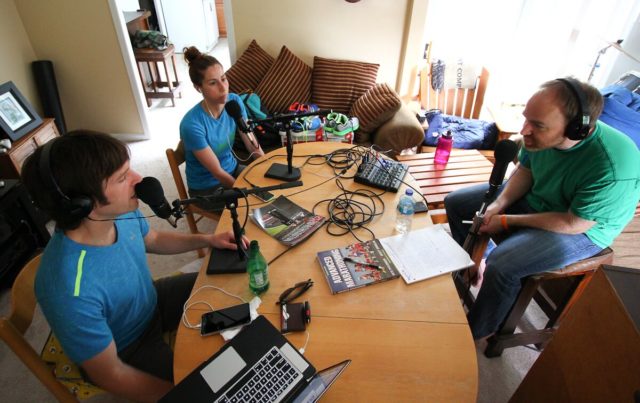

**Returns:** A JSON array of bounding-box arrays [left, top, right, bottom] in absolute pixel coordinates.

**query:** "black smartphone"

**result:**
[[200, 303, 251, 336], [252, 188, 275, 202], [414, 201, 429, 214]]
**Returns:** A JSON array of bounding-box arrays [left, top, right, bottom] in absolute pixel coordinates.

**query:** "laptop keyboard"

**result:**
[[215, 347, 303, 403]]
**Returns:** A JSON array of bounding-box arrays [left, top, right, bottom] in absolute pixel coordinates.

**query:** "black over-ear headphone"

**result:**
[[557, 78, 591, 140], [39, 139, 94, 221]]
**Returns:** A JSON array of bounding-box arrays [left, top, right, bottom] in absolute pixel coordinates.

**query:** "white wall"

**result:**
[[228, 0, 425, 93], [14, 0, 144, 137], [0, 0, 41, 117]]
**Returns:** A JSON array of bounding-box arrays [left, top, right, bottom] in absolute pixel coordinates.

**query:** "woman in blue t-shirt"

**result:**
[[180, 46, 263, 211]]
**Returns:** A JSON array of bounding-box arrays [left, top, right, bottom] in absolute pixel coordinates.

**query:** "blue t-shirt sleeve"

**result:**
[[180, 107, 209, 152], [42, 294, 114, 363]]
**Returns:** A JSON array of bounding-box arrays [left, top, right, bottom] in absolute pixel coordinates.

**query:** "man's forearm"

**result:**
[[146, 231, 212, 255], [82, 342, 173, 402], [492, 163, 532, 212], [507, 211, 595, 234]]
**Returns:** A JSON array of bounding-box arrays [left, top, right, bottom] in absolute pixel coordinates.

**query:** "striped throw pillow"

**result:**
[[254, 46, 312, 113], [225, 40, 274, 94], [350, 83, 402, 142], [311, 57, 379, 114]]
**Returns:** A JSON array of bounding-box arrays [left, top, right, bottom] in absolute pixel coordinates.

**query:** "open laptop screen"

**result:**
[[291, 360, 351, 403]]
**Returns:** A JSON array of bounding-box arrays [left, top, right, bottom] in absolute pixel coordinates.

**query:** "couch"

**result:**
[[224, 40, 424, 158]]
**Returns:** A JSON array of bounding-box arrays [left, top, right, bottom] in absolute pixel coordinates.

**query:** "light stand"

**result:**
[[252, 109, 331, 182], [173, 181, 303, 274], [588, 39, 623, 83]]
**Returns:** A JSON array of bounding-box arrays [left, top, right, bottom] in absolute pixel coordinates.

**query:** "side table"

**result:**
[[0, 118, 60, 179], [134, 44, 182, 107]]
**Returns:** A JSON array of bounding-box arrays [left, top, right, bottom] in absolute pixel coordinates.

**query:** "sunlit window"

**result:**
[[422, 0, 640, 105]]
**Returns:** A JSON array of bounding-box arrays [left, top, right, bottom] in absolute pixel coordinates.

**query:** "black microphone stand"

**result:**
[[173, 181, 303, 274], [252, 109, 331, 182]]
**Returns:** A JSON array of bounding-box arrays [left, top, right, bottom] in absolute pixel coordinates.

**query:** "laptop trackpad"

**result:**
[[200, 347, 246, 393]]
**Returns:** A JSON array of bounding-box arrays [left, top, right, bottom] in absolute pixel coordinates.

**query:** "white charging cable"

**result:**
[[181, 285, 246, 330]]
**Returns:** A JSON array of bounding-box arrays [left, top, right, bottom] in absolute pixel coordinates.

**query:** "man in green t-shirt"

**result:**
[[445, 77, 640, 340]]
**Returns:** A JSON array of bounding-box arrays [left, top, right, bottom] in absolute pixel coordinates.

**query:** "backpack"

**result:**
[[132, 30, 169, 50], [239, 92, 267, 120], [237, 92, 281, 149]]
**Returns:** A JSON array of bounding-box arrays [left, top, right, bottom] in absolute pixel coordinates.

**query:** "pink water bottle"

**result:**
[[434, 130, 453, 164]]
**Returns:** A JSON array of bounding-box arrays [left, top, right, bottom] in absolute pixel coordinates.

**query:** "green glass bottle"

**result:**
[[247, 240, 269, 295]]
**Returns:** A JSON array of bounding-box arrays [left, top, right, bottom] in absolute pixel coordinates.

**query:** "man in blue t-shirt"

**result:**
[[22, 132, 246, 402], [445, 78, 640, 341]]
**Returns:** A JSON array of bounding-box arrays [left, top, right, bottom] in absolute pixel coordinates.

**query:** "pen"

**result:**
[[343, 257, 382, 270]]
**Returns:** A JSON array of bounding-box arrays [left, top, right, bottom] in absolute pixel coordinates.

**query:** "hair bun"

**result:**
[[183, 46, 203, 64]]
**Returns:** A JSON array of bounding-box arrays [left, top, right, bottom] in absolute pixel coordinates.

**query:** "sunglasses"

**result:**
[[277, 279, 313, 305]]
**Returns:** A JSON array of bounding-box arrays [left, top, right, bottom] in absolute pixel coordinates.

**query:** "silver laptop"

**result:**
[[160, 315, 350, 402]]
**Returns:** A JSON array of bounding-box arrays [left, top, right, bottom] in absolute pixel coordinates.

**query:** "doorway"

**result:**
[[109, 0, 231, 143]]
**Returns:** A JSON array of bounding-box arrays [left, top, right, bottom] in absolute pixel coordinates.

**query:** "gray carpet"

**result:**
[[2, 39, 638, 402]]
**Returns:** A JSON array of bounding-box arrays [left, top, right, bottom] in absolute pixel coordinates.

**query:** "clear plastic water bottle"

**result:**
[[395, 189, 415, 234], [434, 130, 453, 164], [247, 240, 269, 295]]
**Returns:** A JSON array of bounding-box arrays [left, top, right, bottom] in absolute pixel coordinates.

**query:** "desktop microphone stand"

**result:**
[[264, 121, 301, 181], [208, 197, 249, 274], [174, 181, 303, 274], [253, 109, 331, 182]]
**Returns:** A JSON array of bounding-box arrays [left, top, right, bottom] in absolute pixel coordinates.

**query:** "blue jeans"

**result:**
[[444, 184, 603, 339]]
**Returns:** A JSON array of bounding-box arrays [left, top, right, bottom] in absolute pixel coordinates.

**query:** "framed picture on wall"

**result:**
[[0, 81, 42, 141]]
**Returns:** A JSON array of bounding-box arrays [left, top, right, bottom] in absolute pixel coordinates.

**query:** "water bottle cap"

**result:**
[[250, 240, 259, 249], [405, 189, 413, 196]]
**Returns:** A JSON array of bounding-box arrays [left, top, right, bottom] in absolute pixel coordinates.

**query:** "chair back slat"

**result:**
[[8, 253, 42, 334], [166, 141, 189, 202], [420, 65, 489, 120]]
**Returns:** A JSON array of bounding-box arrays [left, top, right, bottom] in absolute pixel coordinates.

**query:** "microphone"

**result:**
[[135, 177, 178, 227], [461, 139, 519, 256], [225, 100, 251, 133], [178, 181, 303, 206], [485, 139, 519, 201]]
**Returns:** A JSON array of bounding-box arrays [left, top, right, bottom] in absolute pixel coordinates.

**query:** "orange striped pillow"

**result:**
[[311, 57, 379, 114], [254, 46, 312, 113], [349, 83, 401, 141], [225, 40, 274, 94]]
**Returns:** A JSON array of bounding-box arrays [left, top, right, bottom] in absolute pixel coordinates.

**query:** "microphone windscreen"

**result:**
[[494, 139, 519, 164], [224, 100, 242, 119], [135, 177, 165, 205]]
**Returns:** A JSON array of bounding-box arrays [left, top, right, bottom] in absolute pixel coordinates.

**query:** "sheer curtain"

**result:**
[[423, 0, 640, 106]]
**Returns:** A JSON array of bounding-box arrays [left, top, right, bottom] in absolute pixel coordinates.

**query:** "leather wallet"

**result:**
[[280, 303, 305, 333]]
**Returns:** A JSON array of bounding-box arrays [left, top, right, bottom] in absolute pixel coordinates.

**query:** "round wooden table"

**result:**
[[173, 142, 478, 402]]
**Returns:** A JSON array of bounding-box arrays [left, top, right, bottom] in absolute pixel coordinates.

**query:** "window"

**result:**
[[423, 0, 640, 105]]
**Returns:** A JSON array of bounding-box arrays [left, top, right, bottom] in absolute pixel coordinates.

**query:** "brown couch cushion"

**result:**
[[255, 46, 312, 113], [350, 83, 402, 142], [311, 56, 379, 114], [225, 40, 274, 94]]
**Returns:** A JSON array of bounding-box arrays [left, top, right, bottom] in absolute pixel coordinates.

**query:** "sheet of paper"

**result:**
[[379, 225, 474, 284]]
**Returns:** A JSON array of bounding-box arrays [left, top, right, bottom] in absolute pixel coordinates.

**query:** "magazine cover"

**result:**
[[251, 196, 326, 246], [316, 239, 400, 294]]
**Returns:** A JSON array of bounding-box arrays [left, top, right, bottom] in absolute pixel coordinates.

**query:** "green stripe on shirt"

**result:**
[[74, 250, 86, 296]]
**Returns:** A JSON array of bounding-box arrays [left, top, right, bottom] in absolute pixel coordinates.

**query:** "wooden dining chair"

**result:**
[[0, 252, 104, 401], [166, 141, 221, 258], [419, 65, 490, 121], [455, 236, 614, 357]]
